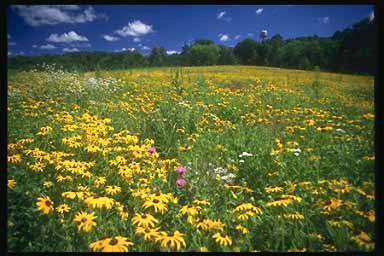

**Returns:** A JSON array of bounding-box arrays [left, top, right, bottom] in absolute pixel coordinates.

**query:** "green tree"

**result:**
[[183, 43, 220, 66], [234, 38, 258, 64], [218, 45, 237, 65], [148, 47, 167, 66]]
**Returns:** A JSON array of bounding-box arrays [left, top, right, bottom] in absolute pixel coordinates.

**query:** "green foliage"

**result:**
[[7, 18, 376, 75], [149, 47, 167, 67], [234, 38, 258, 65], [218, 46, 237, 65], [183, 43, 220, 66], [7, 66, 374, 252]]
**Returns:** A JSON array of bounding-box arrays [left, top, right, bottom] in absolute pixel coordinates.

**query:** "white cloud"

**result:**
[[55, 5, 81, 10], [103, 34, 119, 42], [8, 52, 12, 56], [217, 11, 232, 22], [47, 31, 88, 43], [318, 16, 330, 24], [133, 37, 141, 42], [166, 50, 180, 55], [369, 11, 374, 22], [32, 44, 38, 48], [68, 42, 91, 48], [247, 33, 254, 37], [256, 8, 264, 15], [217, 11, 226, 19], [219, 34, 230, 42], [40, 44, 56, 50], [8, 34, 11, 39], [141, 46, 150, 50], [12, 5, 105, 27], [8, 42, 16, 46], [235, 35, 241, 40], [115, 20, 153, 37], [62, 47, 79, 52], [114, 47, 135, 52]]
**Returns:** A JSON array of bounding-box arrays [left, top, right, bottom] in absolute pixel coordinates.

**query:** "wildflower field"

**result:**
[[7, 65, 375, 252]]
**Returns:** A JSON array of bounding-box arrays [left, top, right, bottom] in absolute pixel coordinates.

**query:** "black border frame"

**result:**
[[2, 1, 383, 255]]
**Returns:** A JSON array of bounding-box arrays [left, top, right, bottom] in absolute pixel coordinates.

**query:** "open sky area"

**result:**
[[7, 5, 374, 56]]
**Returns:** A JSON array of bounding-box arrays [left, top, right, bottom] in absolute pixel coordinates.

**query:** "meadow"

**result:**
[[7, 65, 375, 252]]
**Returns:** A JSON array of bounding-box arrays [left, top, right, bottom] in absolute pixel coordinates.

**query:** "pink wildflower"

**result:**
[[176, 178, 186, 187], [176, 166, 187, 175]]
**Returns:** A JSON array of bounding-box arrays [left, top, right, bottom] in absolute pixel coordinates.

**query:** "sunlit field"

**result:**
[[7, 65, 374, 252]]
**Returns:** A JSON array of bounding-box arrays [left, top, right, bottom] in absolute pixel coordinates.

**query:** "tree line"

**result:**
[[8, 17, 376, 75]]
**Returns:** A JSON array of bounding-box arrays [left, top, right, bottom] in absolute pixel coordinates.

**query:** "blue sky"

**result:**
[[7, 5, 374, 56]]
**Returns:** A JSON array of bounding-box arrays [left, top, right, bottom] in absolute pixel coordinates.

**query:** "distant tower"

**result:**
[[260, 29, 268, 41]]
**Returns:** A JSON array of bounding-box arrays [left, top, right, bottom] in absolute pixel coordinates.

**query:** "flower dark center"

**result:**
[[168, 232, 174, 237], [142, 214, 147, 219], [81, 217, 87, 223], [109, 237, 118, 245], [153, 199, 159, 203], [45, 200, 52, 207], [221, 233, 226, 238]]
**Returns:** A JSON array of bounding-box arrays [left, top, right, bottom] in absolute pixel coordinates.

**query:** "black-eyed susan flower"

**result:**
[[365, 210, 375, 222], [43, 181, 54, 188], [362, 155, 375, 161], [178, 145, 192, 151], [237, 211, 255, 221], [147, 192, 172, 204], [8, 179, 16, 188], [266, 198, 292, 207], [193, 199, 210, 206], [235, 224, 249, 234], [37, 125, 53, 136], [132, 213, 158, 228], [56, 204, 71, 214], [362, 113, 374, 120], [135, 226, 160, 241], [280, 194, 302, 202], [351, 231, 374, 250], [143, 198, 168, 214], [283, 212, 304, 220], [323, 198, 343, 211], [105, 185, 121, 196], [205, 219, 225, 231], [94, 176, 106, 188], [84, 144, 101, 153], [265, 186, 283, 193], [212, 232, 232, 247], [56, 175, 73, 183], [62, 191, 77, 199], [8, 154, 21, 164], [156, 231, 186, 251], [29, 162, 46, 172], [84, 196, 115, 209], [194, 219, 209, 231], [180, 204, 202, 216], [234, 203, 262, 214], [74, 211, 97, 232], [36, 196, 54, 214], [89, 236, 134, 252]]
